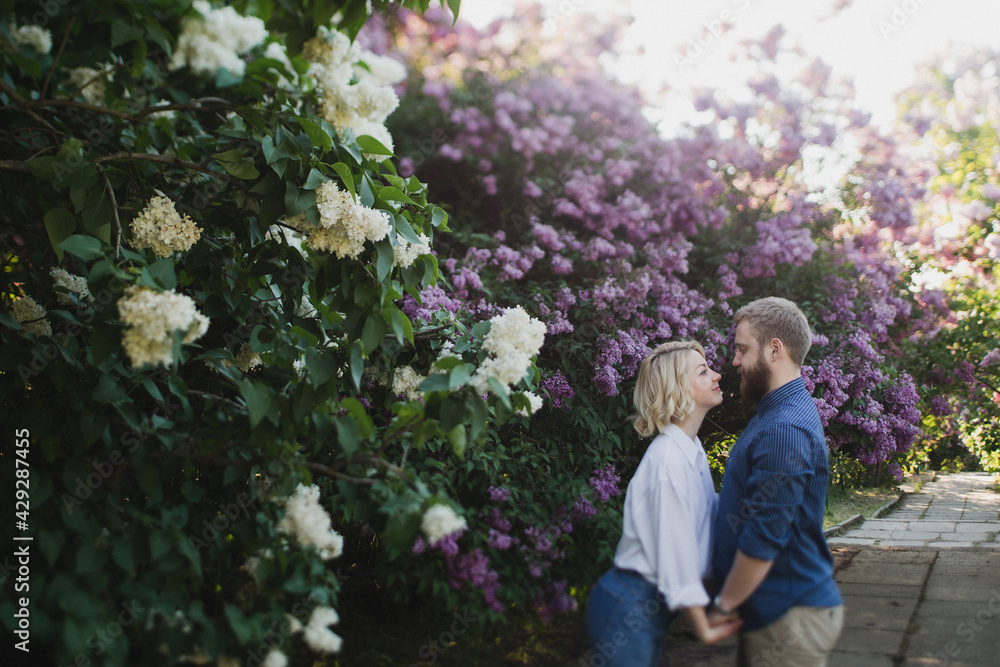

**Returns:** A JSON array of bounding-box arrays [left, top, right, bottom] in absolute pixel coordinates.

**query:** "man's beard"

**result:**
[[740, 352, 771, 405]]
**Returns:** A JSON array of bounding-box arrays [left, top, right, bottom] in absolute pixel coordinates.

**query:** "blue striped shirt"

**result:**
[[712, 377, 842, 631]]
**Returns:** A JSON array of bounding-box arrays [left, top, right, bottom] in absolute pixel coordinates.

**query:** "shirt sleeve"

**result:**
[[736, 423, 814, 561], [634, 467, 710, 609]]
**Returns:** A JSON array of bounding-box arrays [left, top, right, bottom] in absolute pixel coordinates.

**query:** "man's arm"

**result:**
[[707, 550, 773, 625]]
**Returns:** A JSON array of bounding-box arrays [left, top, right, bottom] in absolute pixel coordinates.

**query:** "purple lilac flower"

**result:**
[[589, 464, 621, 503], [541, 371, 575, 409], [488, 485, 511, 503]]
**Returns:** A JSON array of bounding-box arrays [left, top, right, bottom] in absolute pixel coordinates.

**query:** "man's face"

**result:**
[[733, 320, 771, 405]]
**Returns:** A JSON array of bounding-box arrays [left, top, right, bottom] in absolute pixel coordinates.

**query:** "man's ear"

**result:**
[[769, 338, 783, 361]]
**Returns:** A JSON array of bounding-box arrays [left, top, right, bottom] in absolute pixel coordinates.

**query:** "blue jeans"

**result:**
[[585, 567, 676, 667]]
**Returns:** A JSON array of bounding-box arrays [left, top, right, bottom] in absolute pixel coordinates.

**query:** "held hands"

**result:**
[[684, 605, 742, 645], [697, 608, 741, 644]]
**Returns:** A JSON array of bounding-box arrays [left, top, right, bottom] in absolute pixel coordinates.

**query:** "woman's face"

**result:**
[[686, 349, 723, 411]]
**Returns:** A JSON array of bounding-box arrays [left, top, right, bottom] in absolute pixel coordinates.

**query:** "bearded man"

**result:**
[[708, 297, 843, 667]]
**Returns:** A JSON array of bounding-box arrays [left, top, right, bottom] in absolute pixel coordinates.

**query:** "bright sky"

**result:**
[[461, 0, 1000, 135]]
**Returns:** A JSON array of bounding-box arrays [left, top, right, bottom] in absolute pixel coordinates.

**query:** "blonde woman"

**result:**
[[586, 341, 741, 666]]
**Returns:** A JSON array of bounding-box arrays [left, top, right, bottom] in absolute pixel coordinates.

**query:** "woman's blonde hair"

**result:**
[[633, 340, 705, 438]]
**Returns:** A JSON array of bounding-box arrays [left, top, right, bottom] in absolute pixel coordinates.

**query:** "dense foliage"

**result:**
[[1, 1, 997, 665]]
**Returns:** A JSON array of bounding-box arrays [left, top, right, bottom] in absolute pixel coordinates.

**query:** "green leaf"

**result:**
[[447, 424, 466, 458], [376, 238, 394, 282], [304, 347, 337, 386], [393, 214, 423, 244], [356, 134, 395, 157], [387, 307, 414, 346], [303, 167, 325, 190], [360, 315, 387, 354], [350, 342, 363, 391], [45, 209, 76, 261], [111, 21, 144, 48], [431, 206, 448, 228], [213, 148, 259, 180], [331, 162, 356, 199], [449, 363, 472, 390], [337, 415, 360, 455], [418, 373, 450, 393], [296, 117, 333, 151], [341, 397, 374, 438], [382, 511, 421, 560], [380, 187, 417, 206], [93, 374, 128, 404], [284, 181, 316, 216], [216, 67, 244, 88], [58, 234, 104, 261], [26, 156, 57, 180], [240, 378, 278, 427], [139, 257, 177, 290]]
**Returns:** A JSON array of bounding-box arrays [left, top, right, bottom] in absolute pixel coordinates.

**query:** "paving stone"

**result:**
[[888, 531, 941, 541], [954, 523, 1000, 532], [837, 562, 930, 586], [910, 522, 957, 532], [852, 549, 936, 564], [828, 537, 876, 546], [877, 540, 933, 547], [844, 529, 898, 539], [828, 651, 895, 667], [935, 532, 989, 541], [841, 595, 916, 631], [836, 628, 908, 655], [863, 520, 910, 530], [927, 541, 976, 548]]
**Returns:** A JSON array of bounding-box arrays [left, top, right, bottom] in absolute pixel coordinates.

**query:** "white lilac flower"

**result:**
[[301, 180, 391, 259], [12, 296, 52, 337], [985, 232, 1000, 259], [10, 23, 51, 54], [393, 233, 431, 268], [262, 649, 288, 667], [130, 195, 202, 258], [65, 64, 113, 106], [116, 286, 209, 368], [303, 27, 402, 160], [276, 484, 344, 560], [420, 504, 466, 544], [263, 41, 296, 88], [223, 342, 263, 372], [50, 267, 92, 305], [391, 365, 424, 401], [303, 606, 342, 654], [170, 1, 267, 77], [471, 306, 546, 393], [515, 391, 544, 418]]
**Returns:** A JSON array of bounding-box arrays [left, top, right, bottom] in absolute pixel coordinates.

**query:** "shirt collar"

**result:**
[[756, 376, 806, 414], [661, 423, 703, 466]]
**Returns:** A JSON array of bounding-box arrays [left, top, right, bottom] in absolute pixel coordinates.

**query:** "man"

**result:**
[[709, 297, 843, 667]]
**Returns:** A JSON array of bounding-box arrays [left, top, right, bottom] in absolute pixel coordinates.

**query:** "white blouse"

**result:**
[[612, 423, 718, 610]]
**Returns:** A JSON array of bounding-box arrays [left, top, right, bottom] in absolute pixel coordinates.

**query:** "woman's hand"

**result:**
[[684, 605, 743, 644]]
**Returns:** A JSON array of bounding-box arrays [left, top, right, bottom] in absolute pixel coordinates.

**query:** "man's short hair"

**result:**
[[633, 340, 706, 438], [733, 297, 812, 366]]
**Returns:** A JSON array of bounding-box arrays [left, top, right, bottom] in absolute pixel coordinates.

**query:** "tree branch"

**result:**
[[92, 152, 245, 186]]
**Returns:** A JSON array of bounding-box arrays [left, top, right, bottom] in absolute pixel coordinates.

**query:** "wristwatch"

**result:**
[[709, 594, 736, 616]]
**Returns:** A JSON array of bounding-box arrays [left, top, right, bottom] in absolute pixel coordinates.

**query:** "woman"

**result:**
[[586, 341, 741, 666]]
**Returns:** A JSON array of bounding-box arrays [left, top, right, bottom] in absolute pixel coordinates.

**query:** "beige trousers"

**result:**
[[737, 605, 844, 667]]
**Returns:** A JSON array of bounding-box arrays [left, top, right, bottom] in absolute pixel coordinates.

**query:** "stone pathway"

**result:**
[[828, 472, 1000, 548]]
